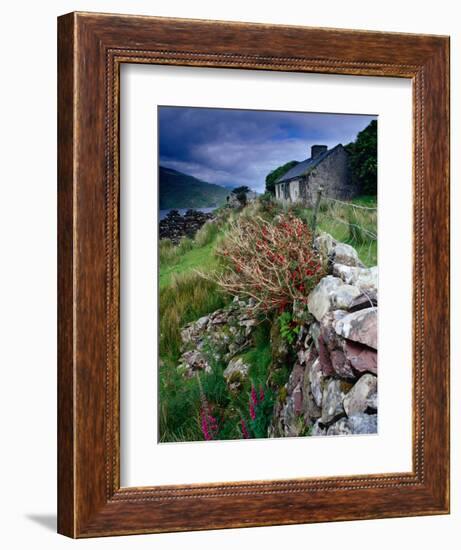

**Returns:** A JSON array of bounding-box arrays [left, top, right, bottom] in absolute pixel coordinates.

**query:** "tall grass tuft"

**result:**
[[159, 271, 230, 364], [194, 220, 220, 247]]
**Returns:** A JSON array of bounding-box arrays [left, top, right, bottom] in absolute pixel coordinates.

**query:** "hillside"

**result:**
[[159, 166, 229, 209]]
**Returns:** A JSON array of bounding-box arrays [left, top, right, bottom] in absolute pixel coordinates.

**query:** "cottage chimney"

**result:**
[[311, 145, 328, 159]]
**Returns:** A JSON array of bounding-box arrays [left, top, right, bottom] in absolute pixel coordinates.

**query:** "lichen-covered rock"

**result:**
[[308, 358, 325, 408], [278, 378, 309, 438], [318, 311, 355, 378], [326, 417, 353, 436], [367, 392, 378, 411], [302, 378, 322, 422], [343, 340, 378, 375], [319, 311, 347, 351], [327, 413, 377, 435], [317, 335, 334, 375], [329, 348, 355, 379], [332, 264, 378, 293], [349, 413, 378, 434], [180, 315, 209, 344], [281, 396, 302, 437], [223, 357, 250, 391], [329, 242, 364, 267], [308, 276, 361, 321], [177, 350, 211, 377], [315, 232, 337, 260], [310, 419, 327, 436], [343, 374, 377, 416], [321, 379, 346, 424], [178, 299, 258, 378], [297, 348, 310, 365], [335, 307, 378, 350], [292, 298, 312, 323], [309, 322, 321, 351]]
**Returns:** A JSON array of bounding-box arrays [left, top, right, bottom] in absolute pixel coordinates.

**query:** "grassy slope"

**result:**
[[159, 241, 220, 288], [159, 222, 230, 363], [324, 195, 377, 267], [293, 195, 378, 266]]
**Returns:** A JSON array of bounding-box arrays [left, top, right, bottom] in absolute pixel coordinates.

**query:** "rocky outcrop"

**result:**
[[178, 297, 257, 379], [223, 357, 251, 391], [160, 209, 214, 244]]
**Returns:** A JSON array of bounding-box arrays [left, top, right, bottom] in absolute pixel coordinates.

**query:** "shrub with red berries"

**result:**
[[213, 213, 325, 314]]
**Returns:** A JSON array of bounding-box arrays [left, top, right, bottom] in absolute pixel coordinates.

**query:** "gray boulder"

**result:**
[[332, 264, 378, 293], [327, 413, 377, 435], [335, 307, 378, 350], [310, 419, 327, 437], [343, 374, 378, 416], [367, 392, 378, 411], [308, 276, 361, 322], [180, 315, 209, 344], [318, 311, 355, 378], [309, 322, 321, 351], [308, 358, 325, 408], [178, 350, 211, 377], [330, 242, 364, 267], [343, 340, 378, 375], [223, 357, 250, 391], [349, 413, 378, 434], [315, 232, 337, 259], [321, 379, 346, 424]]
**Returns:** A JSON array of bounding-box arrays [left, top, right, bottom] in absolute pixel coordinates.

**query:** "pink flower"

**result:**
[[201, 412, 212, 441], [249, 399, 256, 421], [201, 408, 218, 441], [259, 385, 265, 402], [251, 384, 258, 406], [241, 419, 250, 439]]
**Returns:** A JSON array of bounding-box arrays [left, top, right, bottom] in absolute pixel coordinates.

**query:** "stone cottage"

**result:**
[[274, 144, 356, 207]]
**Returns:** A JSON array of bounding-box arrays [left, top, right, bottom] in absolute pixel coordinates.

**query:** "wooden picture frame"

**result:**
[[57, 12, 450, 538]]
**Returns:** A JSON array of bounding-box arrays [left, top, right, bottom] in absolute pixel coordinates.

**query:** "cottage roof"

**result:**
[[275, 144, 342, 184]]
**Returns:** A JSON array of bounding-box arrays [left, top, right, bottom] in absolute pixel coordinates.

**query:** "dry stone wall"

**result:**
[[159, 209, 214, 244], [270, 232, 378, 437]]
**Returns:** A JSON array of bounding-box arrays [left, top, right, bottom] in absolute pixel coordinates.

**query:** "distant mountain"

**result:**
[[159, 166, 229, 209]]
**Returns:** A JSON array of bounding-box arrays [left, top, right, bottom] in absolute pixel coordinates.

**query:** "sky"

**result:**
[[158, 106, 377, 193]]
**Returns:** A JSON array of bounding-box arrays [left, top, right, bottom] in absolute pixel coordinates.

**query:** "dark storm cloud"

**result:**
[[158, 106, 377, 192]]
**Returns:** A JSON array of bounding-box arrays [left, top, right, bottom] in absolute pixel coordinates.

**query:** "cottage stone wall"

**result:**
[[275, 145, 357, 207]]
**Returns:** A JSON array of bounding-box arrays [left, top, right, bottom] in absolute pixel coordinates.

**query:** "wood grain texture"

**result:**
[[57, 12, 75, 537], [57, 12, 450, 538]]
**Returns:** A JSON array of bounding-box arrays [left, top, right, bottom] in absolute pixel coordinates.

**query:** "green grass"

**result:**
[[288, 195, 377, 266], [159, 241, 221, 288], [159, 215, 232, 363], [160, 272, 230, 363], [318, 195, 377, 266], [158, 218, 233, 442]]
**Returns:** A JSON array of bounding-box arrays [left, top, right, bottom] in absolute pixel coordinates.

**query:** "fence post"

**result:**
[[311, 186, 323, 246]]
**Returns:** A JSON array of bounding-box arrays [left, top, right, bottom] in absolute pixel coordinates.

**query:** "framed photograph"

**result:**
[[58, 12, 450, 537]]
